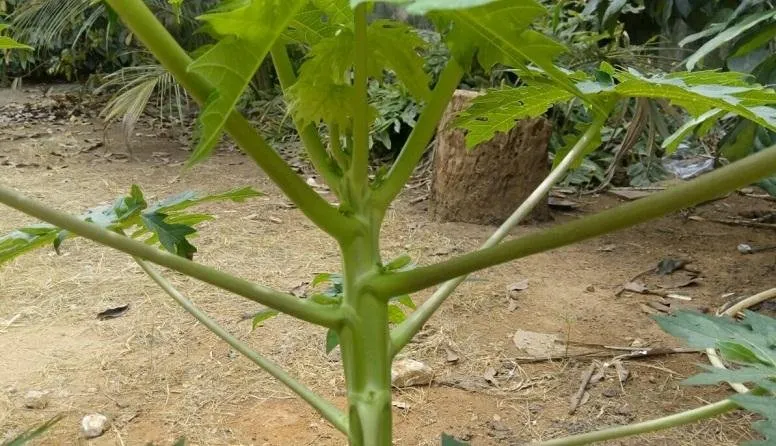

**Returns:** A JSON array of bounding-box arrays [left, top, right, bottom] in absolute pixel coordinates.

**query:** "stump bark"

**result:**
[[430, 90, 552, 225]]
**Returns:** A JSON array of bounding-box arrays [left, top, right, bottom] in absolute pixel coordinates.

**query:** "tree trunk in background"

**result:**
[[430, 90, 552, 225]]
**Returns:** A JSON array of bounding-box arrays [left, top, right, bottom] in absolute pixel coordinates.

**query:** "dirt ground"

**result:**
[[1, 86, 775, 446]]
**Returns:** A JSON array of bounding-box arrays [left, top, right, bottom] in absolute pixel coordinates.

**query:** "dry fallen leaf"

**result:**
[[483, 367, 498, 386], [513, 330, 565, 357], [444, 347, 460, 364], [614, 361, 630, 384], [507, 299, 518, 312], [508, 280, 530, 293], [623, 281, 648, 294], [391, 401, 410, 410]]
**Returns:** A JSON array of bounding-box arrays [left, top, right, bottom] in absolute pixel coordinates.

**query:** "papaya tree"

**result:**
[[1, 1, 776, 445]]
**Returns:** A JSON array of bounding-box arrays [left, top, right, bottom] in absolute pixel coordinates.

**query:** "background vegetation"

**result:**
[[1, 0, 774, 192]]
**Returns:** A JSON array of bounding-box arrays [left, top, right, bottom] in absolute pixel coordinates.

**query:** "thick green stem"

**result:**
[[374, 60, 465, 208], [370, 143, 776, 298], [534, 398, 739, 445], [106, 0, 356, 240], [0, 184, 342, 328], [390, 113, 610, 354], [350, 4, 370, 198], [338, 214, 393, 446], [135, 258, 348, 433], [270, 43, 342, 194]]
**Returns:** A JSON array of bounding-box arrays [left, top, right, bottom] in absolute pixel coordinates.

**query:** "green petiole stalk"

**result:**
[[105, 0, 356, 240], [135, 258, 348, 433], [329, 123, 349, 171], [374, 60, 465, 208], [350, 4, 371, 202], [534, 398, 740, 445], [0, 184, 343, 328], [270, 43, 342, 195]]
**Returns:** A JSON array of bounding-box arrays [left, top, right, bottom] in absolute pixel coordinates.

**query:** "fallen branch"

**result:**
[[688, 215, 776, 230], [569, 362, 597, 414]]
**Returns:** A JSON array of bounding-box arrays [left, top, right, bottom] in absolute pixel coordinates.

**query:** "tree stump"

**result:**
[[430, 90, 553, 225]]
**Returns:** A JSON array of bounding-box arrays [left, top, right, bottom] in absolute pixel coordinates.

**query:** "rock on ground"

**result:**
[[81, 413, 110, 439], [391, 359, 433, 388]]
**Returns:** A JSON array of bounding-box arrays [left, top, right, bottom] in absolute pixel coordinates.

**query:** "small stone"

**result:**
[[391, 359, 433, 388], [528, 404, 542, 414], [630, 338, 646, 348], [585, 285, 596, 293], [81, 413, 110, 439], [648, 375, 657, 384], [23, 390, 49, 409], [327, 347, 342, 363], [602, 388, 619, 398], [615, 404, 633, 416]]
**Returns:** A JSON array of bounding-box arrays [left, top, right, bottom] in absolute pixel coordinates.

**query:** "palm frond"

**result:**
[[10, 0, 100, 48], [97, 62, 188, 143]]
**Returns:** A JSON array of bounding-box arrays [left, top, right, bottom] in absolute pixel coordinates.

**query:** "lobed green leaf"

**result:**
[[454, 85, 574, 148], [188, 0, 306, 164], [731, 393, 776, 445], [252, 309, 280, 329], [0, 186, 262, 265]]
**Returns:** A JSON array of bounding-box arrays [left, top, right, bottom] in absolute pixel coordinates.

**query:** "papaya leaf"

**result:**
[[325, 329, 340, 353], [730, 393, 776, 446], [368, 21, 431, 101], [148, 186, 262, 213], [0, 186, 262, 266], [287, 30, 363, 130], [0, 225, 60, 265], [387, 304, 407, 324], [285, 3, 341, 46], [391, 294, 417, 310], [440, 433, 470, 446], [459, 69, 776, 149], [310, 293, 342, 305], [613, 70, 776, 130], [384, 254, 413, 271], [655, 311, 776, 390], [312, 272, 336, 287], [188, 0, 306, 164], [313, 0, 353, 24], [252, 309, 280, 330], [436, 1, 551, 70], [140, 213, 198, 260], [454, 85, 574, 148], [288, 20, 428, 126]]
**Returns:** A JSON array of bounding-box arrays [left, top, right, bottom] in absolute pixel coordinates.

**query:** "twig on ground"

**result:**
[[569, 362, 597, 414], [688, 215, 776, 230]]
